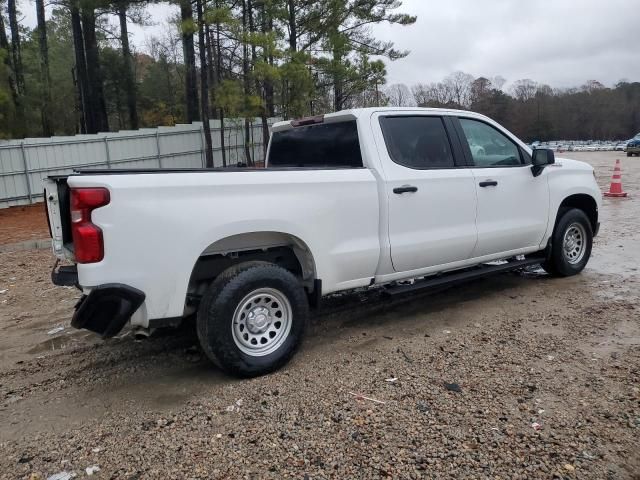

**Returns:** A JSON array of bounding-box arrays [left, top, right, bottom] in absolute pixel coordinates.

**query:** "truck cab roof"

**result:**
[[272, 107, 491, 132]]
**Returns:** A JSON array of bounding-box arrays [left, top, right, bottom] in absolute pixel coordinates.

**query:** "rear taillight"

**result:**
[[70, 188, 110, 263]]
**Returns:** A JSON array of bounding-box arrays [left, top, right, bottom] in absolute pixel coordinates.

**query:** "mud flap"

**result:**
[[72, 284, 145, 338]]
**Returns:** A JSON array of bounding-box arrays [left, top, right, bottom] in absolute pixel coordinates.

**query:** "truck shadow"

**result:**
[[313, 267, 548, 332], [96, 268, 551, 378], [8, 268, 552, 420]]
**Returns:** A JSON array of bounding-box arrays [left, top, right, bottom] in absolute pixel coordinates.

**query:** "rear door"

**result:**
[[454, 116, 549, 257], [374, 113, 478, 272]]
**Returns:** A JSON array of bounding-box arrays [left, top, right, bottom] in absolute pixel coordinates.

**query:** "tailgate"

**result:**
[[43, 176, 74, 260]]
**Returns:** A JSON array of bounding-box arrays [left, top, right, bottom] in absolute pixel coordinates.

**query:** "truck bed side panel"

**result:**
[[68, 169, 380, 321]]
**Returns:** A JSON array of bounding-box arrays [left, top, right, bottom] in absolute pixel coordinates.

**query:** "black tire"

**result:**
[[627, 152, 632, 157], [197, 261, 309, 377], [541, 208, 593, 277]]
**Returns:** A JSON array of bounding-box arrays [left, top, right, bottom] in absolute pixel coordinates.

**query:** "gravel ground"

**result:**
[[0, 204, 49, 245], [0, 152, 639, 479]]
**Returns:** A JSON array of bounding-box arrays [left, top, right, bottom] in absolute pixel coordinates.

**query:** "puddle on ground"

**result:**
[[516, 265, 547, 278], [580, 318, 640, 359], [27, 330, 94, 354], [588, 236, 640, 278]]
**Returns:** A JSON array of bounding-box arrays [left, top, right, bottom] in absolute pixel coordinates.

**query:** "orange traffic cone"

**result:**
[[604, 159, 628, 197]]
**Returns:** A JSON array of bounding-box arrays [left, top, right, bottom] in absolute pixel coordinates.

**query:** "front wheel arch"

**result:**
[[555, 193, 598, 234]]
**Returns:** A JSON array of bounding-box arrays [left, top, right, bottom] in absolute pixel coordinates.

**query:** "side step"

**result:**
[[384, 257, 544, 296]]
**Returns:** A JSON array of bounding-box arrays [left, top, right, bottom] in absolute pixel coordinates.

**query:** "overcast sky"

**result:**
[[23, 0, 640, 89]]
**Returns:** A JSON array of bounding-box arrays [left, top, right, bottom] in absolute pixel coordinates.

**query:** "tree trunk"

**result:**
[[0, 10, 22, 134], [215, 2, 226, 167], [265, 17, 275, 118], [161, 55, 177, 124], [81, 7, 109, 132], [207, 0, 218, 124], [70, 3, 90, 133], [333, 47, 343, 111], [36, 0, 53, 136], [114, 81, 124, 130], [196, 0, 214, 167], [248, 0, 267, 158], [287, 0, 296, 52], [260, 4, 271, 154], [180, 0, 199, 123], [7, 0, 24, 95], [5, 0, 25, 135], [205, 23, 215, 118], [117, 1, 138, 129], [241, 0, 253, 165]]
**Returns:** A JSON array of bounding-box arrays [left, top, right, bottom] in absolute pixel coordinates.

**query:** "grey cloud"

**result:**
[[372, 0, 640, 88]]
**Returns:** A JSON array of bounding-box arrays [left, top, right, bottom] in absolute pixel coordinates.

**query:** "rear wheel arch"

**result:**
[[185, 232, 317, 313]]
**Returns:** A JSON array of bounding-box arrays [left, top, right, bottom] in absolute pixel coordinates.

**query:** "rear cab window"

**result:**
[[268, 121, 363, 168]]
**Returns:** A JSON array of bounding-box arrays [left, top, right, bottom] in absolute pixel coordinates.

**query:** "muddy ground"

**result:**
[[0, 152, 638, 479], [0, 204, 49, 246]]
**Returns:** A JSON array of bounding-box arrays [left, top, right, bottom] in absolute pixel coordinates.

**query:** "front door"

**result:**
[[376, 114, 478, 272], [456, 117, 550, 258]]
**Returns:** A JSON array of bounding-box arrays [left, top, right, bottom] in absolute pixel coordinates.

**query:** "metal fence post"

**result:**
[[20, 141, 33, 204], [199, 123, 205, 168], [103, 137, 112, 169], [155, 130, 162, 168]]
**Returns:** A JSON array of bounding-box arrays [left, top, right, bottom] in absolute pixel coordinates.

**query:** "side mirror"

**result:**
[[531, 148, 555, 176]]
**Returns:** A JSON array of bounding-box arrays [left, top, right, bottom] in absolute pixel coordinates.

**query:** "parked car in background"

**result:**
[[626, 134, 640, 157]]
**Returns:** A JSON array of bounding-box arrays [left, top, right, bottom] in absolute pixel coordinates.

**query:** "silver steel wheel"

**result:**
[[562, 222, 587, 265], [231, 288, 292, 357]]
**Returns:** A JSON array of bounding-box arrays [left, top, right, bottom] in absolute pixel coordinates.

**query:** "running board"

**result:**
[[384, 257, 544, 296]]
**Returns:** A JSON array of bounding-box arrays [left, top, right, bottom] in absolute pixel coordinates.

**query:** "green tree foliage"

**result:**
[[0, 0, 415, 142], [2, 2, 636, 145]]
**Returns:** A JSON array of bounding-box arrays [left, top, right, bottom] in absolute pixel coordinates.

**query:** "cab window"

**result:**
[[459, 118, 523, 167], [379, 116, 455, 169]]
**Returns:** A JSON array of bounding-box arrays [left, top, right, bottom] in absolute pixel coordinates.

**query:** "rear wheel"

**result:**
[[627, 152, 632, 157], [197, 261, 309, 377], [542, 208, 593, 277]]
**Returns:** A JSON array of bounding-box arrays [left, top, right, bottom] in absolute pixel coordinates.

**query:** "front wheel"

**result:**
[[197, 261, 309, 377], [542, 208, 593, 277]]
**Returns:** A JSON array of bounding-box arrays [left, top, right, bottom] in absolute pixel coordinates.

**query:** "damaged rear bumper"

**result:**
[[72, 284, 145, 338]]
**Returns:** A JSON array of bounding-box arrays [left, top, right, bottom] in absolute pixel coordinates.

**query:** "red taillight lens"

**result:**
[[70, 188, 110, 263]]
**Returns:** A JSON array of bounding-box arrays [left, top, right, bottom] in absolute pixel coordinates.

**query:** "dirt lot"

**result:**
[[0, 152, 639, 479], [0, 204, 49, 246]]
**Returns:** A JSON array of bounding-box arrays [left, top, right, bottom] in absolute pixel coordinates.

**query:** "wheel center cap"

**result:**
[[247, 308, 270, 333], [565, 238, 576, 251]]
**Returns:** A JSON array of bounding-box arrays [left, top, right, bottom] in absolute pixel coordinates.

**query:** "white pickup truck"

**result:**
[[44, 107, 602, 377]]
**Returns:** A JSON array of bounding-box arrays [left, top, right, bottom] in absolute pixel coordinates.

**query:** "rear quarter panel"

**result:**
[[68, 169, 380, 321]]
